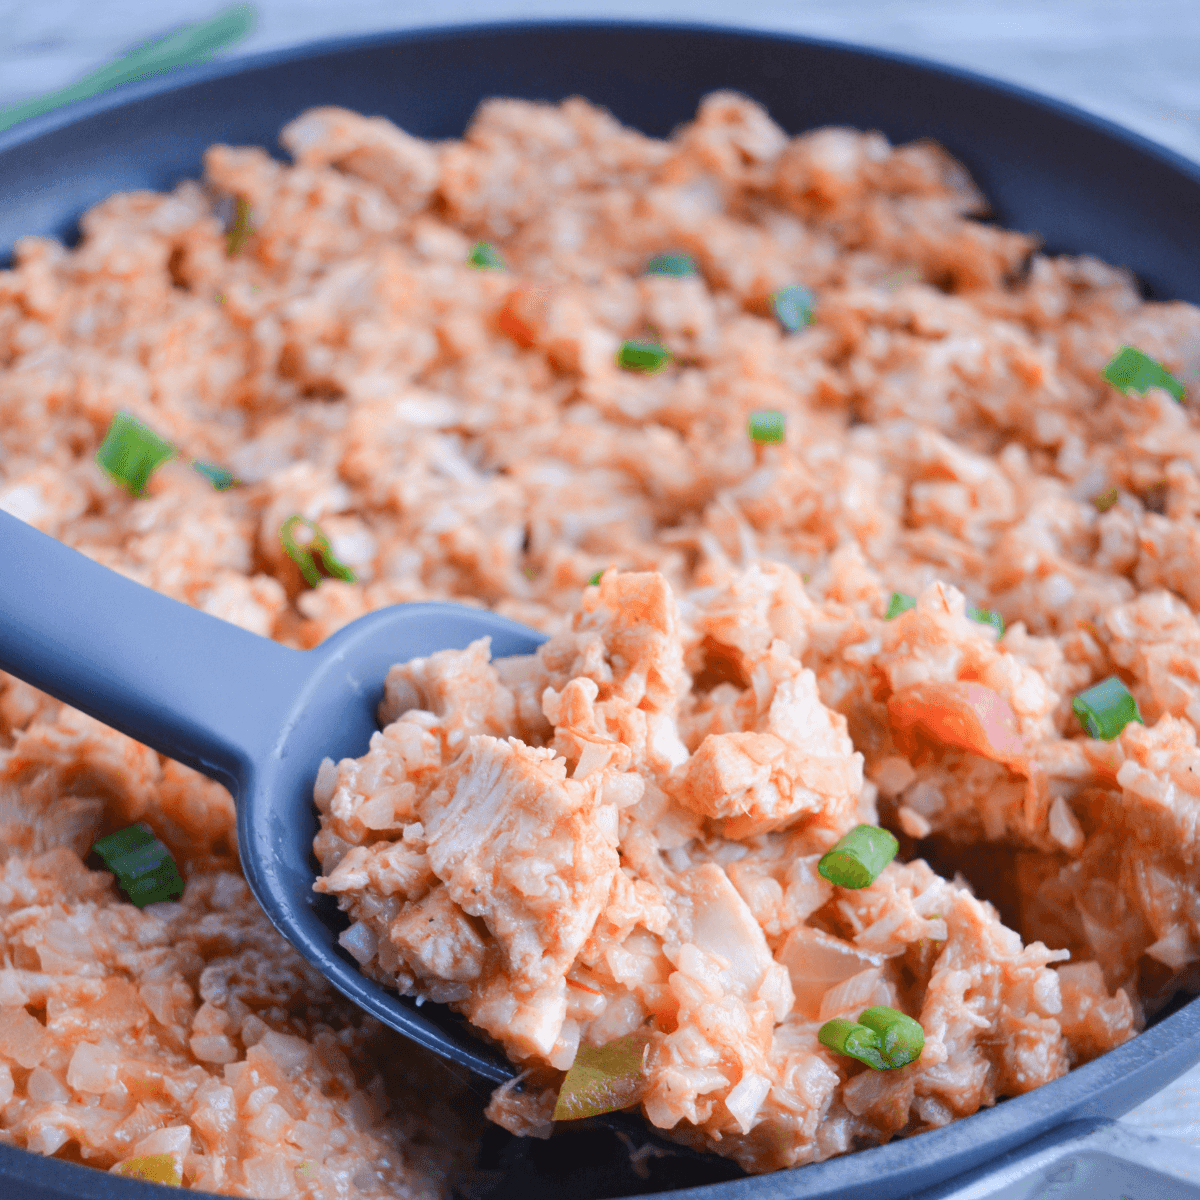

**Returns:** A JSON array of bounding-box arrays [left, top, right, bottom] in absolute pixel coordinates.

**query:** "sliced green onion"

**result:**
[[969, 606, 1004, 637], [226, 196, 254, 257], [886, 591, 916, 619], [0, 4, 255, 135], [617, 340, 671, 373], [1103, 345, 1185, 403], [553, 1030, 650, 1120], [1072, 676, 1143, 740], [818, 824, 898, 889], [1092, 486, 1120, 512], [588, 571, 604, 586], [92, 824, 184, 909], [113, 1154, 181, 1185], [645, 253, 696, 278], [771, 285, 815, 332], [214, 292, 227, 304], [96, 411, 175, 497], [817, 1017, 888, 1070], [819, 1008, 924, 1071], [192, 460, 236, 490], [857, 1006, 925, 1068], [748, 410, 785, 444], [279, 515, 358, 588], [467, 242, 505, 270]]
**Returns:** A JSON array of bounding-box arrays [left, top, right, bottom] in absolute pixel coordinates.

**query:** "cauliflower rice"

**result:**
[[1, 90, 1199, 1188]]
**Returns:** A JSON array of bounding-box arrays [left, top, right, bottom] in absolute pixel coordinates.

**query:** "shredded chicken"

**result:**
[[1, 87, 1197, 1184], [315, 569, 1147, 1172]]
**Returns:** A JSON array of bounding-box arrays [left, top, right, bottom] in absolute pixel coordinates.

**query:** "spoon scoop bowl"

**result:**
[[0, 511, 537, 1080]]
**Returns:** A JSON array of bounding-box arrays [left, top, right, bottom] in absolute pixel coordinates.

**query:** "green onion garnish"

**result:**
[[279, 515, 358, 588], [771, 285, 815, 332], [92, 824, 184, 909], [1072, 676, 1143, 740], [1103, 345, 1185, 403], [113, 1154, 182, 1185], [588, 571, 604, 586], [226, 196, 254, 257], [0, 6, 255, 135], [617, 340, 671, 373], [95, 411, 175, 497], [857, 1006, 925, 1067], [467, 242, 505, 270], [819, 1008, 924, 1071], [192, 460, 236, 490], [817, 1017, 888, 1070], [1092, 486, 1120, 512], [818, 824, 898, 889], [645, 253, 696, 278], [969, 606, 1004, 637], [553, 1030, 649, 1120], [886, 591, 916, 619], [748, 410, 785, 444]]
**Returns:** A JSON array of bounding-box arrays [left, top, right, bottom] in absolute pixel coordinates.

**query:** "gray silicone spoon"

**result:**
[[0, 510, 539, 1081]]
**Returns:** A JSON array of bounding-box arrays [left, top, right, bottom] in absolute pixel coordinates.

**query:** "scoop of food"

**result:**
[[0, 508, 539, 1080]]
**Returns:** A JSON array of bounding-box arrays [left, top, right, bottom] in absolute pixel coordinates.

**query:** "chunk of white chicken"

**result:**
[[674, 644, 862, 837], [538, 572, 689, 774], [377, 636, 517, 756], [421, 736, 621, 994]]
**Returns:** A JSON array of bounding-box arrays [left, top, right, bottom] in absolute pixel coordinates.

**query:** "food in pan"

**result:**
[[0, 89, 1197, 1189]]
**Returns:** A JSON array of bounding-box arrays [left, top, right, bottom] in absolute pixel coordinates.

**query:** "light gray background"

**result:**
[[1, 0, 1198, 1150]]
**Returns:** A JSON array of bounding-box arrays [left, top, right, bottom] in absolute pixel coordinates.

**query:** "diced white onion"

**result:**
[[724, 1072, 771, 1134], [67, 1042, 119, 1094], [27, 1066, 69, 1103], [338, 921, 378, 965]]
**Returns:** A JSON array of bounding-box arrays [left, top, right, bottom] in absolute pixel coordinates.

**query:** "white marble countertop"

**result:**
[[1, 0, 1198, 1161]]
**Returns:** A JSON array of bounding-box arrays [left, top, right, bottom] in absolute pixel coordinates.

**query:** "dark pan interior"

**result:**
[[0, 20, 1198, 1200]]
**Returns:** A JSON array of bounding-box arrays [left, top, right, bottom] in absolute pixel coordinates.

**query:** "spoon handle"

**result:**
[[0, 512, 309, 795]]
